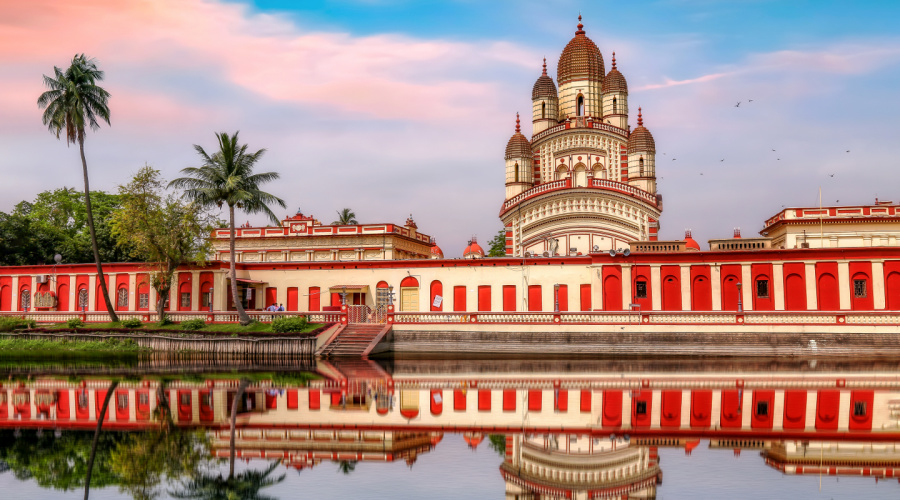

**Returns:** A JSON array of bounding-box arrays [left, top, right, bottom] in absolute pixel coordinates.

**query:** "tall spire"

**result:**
[[542, 57, 547, 76], [515, 112, 520, 133], [612, 51, 617, 70], [637, 107, 643, 126], [575, 14, 585, 35]]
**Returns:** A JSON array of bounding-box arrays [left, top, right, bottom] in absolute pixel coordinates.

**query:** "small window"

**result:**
[[20, 290, 31, 310], [635, 400, 647, 415], [78, 391, 89, 409], [577, 95, 585, 116], [117, 393, 128, 409], [139, 393, 149, 405], [201, 292, 211, 308], [756, 279, 769, 299], [639, 157, 644, 177], [854, 401, 867, 416], [181, 292, 191, 308], [139, 293, 149, 309], [635, 281, 648, 299], [612, 96, 617, 114], [756, 401, 768, 416], [180, 393, 190, 405], [117, 288, 128, 308], [854, 279, 867, 298], [541, 101, 546, 119], [201, 393, 212, 407], [78, 289, 89, 308]]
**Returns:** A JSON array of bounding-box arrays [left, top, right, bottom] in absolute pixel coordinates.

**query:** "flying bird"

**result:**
[[748, 99, 754, 102], [846, 150, 850, 153], [829, 174, 834, 177], [771, 149, 776, 152], [735, 102, 741, 107], [720, 159, 725, 162]]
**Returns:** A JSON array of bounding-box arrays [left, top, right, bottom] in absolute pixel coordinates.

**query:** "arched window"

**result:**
[[78, 288, 89, 309], [577, 95, 585, 116], [20, 290, 30, 311], [639, 157, 644, 177], [541, 102, 546, 119], [514, 161, 519, 183], [117, 287, 128, 308], [612, 96, 617, 114], [556, 165, 568, 180]]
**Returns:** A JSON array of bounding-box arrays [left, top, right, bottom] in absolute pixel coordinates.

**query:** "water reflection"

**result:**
[[0, 356, 899, 498]]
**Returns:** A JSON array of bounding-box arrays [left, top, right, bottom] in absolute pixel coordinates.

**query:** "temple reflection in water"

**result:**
[[1, 356, 899, 497]]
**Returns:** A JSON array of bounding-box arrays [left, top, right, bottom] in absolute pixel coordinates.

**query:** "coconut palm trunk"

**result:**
[[80, 137, 118, 322], [229, 205, 251, 325], [84, 380, 118, 500], [229, 378, 251, 480]]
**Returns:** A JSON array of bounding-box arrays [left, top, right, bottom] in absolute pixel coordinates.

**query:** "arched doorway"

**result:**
[[661, 275, 681, 311], [400, 276, 419, 312], [784, 273, 806, 311], [722, 275, 740, 311], [0, 285, 9, 311], [850, 272, 873, 311], [430, 280, 443, 311], [817, 273, 839, 310], [886, 272, 900, 310], [603, 275, 622, 311], [57, 283, 69, 312], [573, 163, 587, 187], [691, 276, 711, 311]]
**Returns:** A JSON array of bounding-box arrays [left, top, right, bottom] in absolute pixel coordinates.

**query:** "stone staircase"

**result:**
[[318, 324, 387, 357]]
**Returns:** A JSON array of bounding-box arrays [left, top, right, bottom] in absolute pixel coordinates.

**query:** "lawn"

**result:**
[[36, 320, 324, 335]]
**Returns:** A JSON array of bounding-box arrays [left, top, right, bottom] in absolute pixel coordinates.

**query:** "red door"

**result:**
[[527, 285, 542, 311], [603, 274, 622, 310], [502, 285, 516, 311], [286, 287, 298, 311], [690, 390, 712, 428], [579, 284, 591, 311], [782, 390, 807, 430], [477, 286, 491, 311], [453, 286, 467, 312]]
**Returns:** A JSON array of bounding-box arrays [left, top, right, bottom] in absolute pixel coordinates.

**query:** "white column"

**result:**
[[804, 262, 817, 310], [711, 265, 722, 311], [68, 274, 77, 312], [591, 266, 603, 311], [149, 284, 158, 312], [773, 263, 785, 311], [650, 265, 661, 311], [837, 261, 850, 310], [88, 275, 97, 312], [740, 264, 753, 311], [10, 276, 19, 311], [214, 271, 228, 311], [621, 264, 632, 309], [680, 265, 691, 311], [191, 271, 200, 311], [128, 273, 137, 312], [873, 261, 886, 309]]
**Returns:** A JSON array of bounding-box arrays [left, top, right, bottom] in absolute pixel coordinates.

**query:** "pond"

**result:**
[[1, 356, 898, 499]]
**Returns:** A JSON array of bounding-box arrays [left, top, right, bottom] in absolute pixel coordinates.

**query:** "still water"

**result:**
[[1, 356, 899, 499]]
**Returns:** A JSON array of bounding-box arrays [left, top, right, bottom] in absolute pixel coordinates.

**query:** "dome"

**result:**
[[505, 113, 532, 160], [431, 241, 444, 259], [602, 52, 627, 94], [463, 237, 485, 259], [463, 432, 485, 449], [532, 58, 557, 100], [684, 230, 700, 251], [557, 16, 605, 85], [627, 108, 656, 154]]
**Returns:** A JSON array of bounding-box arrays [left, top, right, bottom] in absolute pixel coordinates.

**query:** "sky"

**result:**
[[2, 0, 900, 257]]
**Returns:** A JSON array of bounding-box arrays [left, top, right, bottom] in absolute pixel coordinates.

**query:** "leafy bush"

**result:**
[[0, 317, 35, 332], [181, 318, 206, 331], [271, 316, 309, 333], [158, 316, 173, 327], [66, 318, 84, 329], [121, 318, 143, 329]]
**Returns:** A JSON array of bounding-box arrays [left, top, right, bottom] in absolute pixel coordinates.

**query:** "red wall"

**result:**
[[751, 263, 774, 311], [886, 261, 900, 310], [631, 265, 652, 310], [308, 287, 320, 311], [816, 262, 840, 310], [502, 285, 516, 311], [783, 262, 807, 311], [720, 264, 741, 311], [849, 261, 873, 311], [286, 287, 298, 311], [264, 287, 277, 309], [453, 286, 466, 312], [660, 265, 681, 311], [56, 276, 70, 312], [430, 281, 443, 311], [579, 284, 591, 311], [0, 277, 10, 311], [477, 285, 491, 312], [527, 285, 542, 311], [602, 266, 622, 311], [556, 284, 568, 312], [690, 265, 712, 311]]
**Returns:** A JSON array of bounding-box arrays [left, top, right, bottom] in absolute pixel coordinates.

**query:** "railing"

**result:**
[[0, 310, 340, 324], [501, 178, 660, 214], [530, 119, 628, 143], [388, 311, 900, 326]]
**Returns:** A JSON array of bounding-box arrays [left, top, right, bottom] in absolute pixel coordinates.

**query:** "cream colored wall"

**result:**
[[627, 153, 656, 194], [533, 130, 624, 184], [601, 91, 628, 129], [558, 78, 603, 120], [532, 97, 558, 135], [505, 158, 533, 199], [771, 221, 900, 249]]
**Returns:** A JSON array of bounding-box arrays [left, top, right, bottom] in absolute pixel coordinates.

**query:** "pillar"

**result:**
[[873, 261, 885, 310], [621, 264, 632, 308], [804, 262, 817, 310], [191, 271, 200, 311], [650, 264, 661, 311], [837, 261, 850, 310], [772, 263, 785, 311], [710, 265, 722, 311], [740, 264, 753, 312], [88, 275, 97, 312], [10, 276, 19, 311], [128, 273, 137, 312], [680, 265, 691, 311]]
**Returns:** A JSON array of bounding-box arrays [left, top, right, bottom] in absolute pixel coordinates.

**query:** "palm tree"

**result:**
[[170, 460, 285, 500], [169, 132, 285, 326], [229, 379, 251, 480], [332, 208, 357, 225], [37, 54, 118, 321]]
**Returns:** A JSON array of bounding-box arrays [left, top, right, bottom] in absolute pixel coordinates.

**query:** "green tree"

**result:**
[[332, 208, 357, 225], [170, 132, 286, 326], [487, 228, 506, 257], [37, 54, 118, 321], [170, 460, 285, 500], [0, 188, 138, 266], [112, 166, 218, 323], [110, 428, 209, 500]]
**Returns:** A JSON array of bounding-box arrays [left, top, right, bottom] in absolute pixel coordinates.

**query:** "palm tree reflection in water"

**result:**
[[171, 460, 285, 500]]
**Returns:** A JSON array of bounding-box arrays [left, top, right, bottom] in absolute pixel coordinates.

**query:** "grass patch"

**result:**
[[0, 337, 148, 359]]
